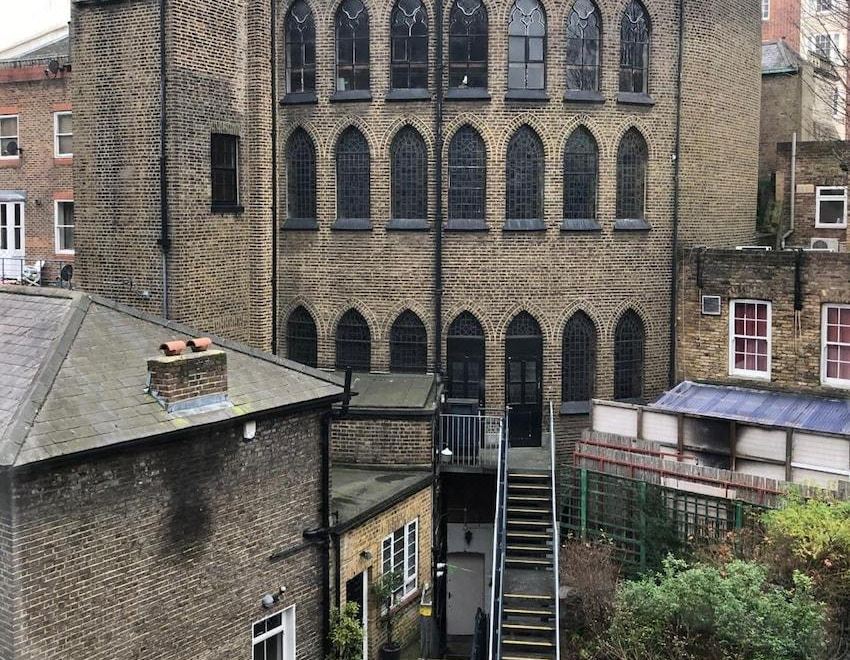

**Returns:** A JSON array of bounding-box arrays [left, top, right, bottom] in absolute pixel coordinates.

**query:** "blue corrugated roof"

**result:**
[[651, 381, 850, 436]]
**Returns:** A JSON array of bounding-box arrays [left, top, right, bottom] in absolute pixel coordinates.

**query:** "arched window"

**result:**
[[285, 0, 316, 93], [336, 309, 371, 371], [563, 126, 598, 220], [562, 311, 596, 403], [447, 312, 485, 402], [336, 0, 370, 92], [287, 306, 318, 367], [508, 0, 546, 90], [391, 127, 428, 221], [565, 0, 600, 91], [391, 0, 429, 89], [616, 128, 648, 220], [390, 310, 428, 373], [449, 0, 488, 89], [614, 310, 645, 400], [619, 0, 649, 94], [506, 126, 544, 221], [286, 128, 316, 221], [448, 125, 486, 222], [336, 127, 370, 221]]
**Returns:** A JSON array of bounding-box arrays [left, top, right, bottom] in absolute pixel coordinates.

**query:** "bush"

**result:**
[[328, 602, 363, 660], [560, 538, 619, 636]]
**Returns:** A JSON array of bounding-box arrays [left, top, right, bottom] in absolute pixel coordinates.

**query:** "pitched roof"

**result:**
[[762, 40, 801, 75], [0, 287, 344, 467], [0, 26, 70, 63]]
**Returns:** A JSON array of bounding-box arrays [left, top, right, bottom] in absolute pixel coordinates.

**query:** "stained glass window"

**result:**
[[614, 310, 644, 400], [566, 0, 600, 91], [336, 0, 370, 91], [336, 127, 370, 220], [391, 127, 428, 221], [619, 0, 649, 93], [563, 126, 597, 220], [390, 310, 427, 373], [506, 126, 544, 221], [448, 125, 486, 221], [287, 306, 318, 368], [562, 311, 596, 402], [286, 128, 316, 221], [616, 128, 647, 220], [285, 0, 316, 93], [336, 309, 371, 371], [449, 0, 488, 88], [508, 0, 546, 90], [391, 0, 429, 89]]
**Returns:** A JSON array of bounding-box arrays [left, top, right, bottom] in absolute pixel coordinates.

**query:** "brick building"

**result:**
[[0, 285, 345, 659], [0, 27, 74, 285], [762, 0, 801, 52]]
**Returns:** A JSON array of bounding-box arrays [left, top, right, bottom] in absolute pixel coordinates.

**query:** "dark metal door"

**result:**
[[447, 336, 485, 405], [505, 336, 542, 447]]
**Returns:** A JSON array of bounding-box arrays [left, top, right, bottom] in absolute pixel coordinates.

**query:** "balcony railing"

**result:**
[[0, 259, 73, 288], [439, 410, 504, 468]]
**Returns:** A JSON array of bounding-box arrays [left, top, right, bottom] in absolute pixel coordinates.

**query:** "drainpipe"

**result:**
[[668, 0, 684, 388], [433, 0, 445, 376], [158, 0, 170, 318], [320, 412, 331, 657], [270, 0, 279, 353], [781, 132, 797, 249]]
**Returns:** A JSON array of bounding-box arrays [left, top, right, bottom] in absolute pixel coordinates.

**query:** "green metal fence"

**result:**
[[560, 467, 766, 575]]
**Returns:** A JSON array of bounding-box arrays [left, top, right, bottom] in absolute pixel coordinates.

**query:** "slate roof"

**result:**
[[0, 287, 344, 467], [762, 40, 801, 75]]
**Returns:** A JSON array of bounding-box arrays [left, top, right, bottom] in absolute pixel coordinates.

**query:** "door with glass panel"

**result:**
[[0, 202, 24, 281]]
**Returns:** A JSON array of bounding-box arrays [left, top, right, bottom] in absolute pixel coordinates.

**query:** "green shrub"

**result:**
[[328, 602, 363, 660]]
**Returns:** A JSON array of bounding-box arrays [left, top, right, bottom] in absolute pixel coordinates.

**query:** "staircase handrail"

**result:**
[[549, 401, 561, 660], [488, 407, 510, 660]]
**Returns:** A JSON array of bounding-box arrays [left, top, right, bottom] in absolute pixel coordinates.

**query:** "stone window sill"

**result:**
[[614, 218, 651, 231], [282, 218, 318, 230], [53, 156, 73, 166], [503, 218, 547, 231], [564, 90, 604, 103], [561, 218, 601, 232], [446, 218, 488, 231], [617, 92, 655, 106], [281, 91, 317, 105], [330, 90, 372, 103], [332, 218, 371, 230], [211, 204, 244, 215], [387, 218, 429, 230], [446, 87, 490, 101], [560, 401, 591, 416], [505, 89, 549, 102], [386, 88, 431, 101]]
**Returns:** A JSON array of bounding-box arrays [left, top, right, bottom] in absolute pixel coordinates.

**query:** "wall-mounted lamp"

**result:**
[[360, 549, 372, 561], [243, 420, 257, 442], [261, 585, 286, 609], [440, 446, 453, 463], [464, 528, 473, 546]]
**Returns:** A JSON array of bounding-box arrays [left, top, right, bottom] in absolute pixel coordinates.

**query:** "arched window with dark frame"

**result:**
[[287, 306, 318, 367], [616, 128, 648, 220], [506, 125, 544, 221], [391, 127, 428, 221], [286, 128, 316, 222], [448, 125, 486, 223], [562, 311, 596, 404], [391, 0, 429, 90], [336, 126, 370, 221], [563, 126, 598, 220], [619, 0, 649, 94], [614, 310, 645, 401], [508, 0, 546, 91], [336, 309, 371, 371], [449, 0, 488, 89], [336, 0, 370, 92], [447, 312, 485, 403], [565, 0, 601, 92], [390, 310, 428, 373], [285, 0, 316, 94]]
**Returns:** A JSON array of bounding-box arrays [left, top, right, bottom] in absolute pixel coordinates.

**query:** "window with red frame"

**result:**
[[823, 304, 850, 386], [730, 300, 770, 378]]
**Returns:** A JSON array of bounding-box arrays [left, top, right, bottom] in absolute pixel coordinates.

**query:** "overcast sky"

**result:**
[[0, 0, 70, 51]]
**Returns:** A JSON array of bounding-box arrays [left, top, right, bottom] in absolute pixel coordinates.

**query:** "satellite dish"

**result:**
[[60, 264, 73, 282], [3, 141, 18, 157]]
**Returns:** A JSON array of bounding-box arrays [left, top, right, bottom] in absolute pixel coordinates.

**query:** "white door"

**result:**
[[0, 202, 24, 280], [446, 552, 485, 636]]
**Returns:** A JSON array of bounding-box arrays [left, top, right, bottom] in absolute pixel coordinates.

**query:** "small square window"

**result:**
[[822, 304, 850, 388], [0, 115, 19, 158], [729, 300, 771, 379], [55, 200, 74, 254], [761, 0, 769, 19], [54, 112, 73, 157], [210, 133, 240, 211], [815, 186, 847, 227]]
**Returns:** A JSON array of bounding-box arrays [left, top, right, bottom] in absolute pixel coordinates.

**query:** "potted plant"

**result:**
[[328, 602, 363, 660], [371, 571, 403, 660]]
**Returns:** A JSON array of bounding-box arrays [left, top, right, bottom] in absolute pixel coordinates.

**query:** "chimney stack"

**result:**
[[147, 338, 228, 412]]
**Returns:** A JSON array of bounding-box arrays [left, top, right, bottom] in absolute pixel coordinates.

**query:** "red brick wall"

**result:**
[[762, 0, 801, 51]]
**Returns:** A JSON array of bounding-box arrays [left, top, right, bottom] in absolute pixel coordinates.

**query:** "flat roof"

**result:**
[[337, 371, 440, 413]]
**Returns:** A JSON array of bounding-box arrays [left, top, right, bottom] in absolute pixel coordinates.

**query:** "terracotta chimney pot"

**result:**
[[187, 337, 212, 352], [160, 340, 187, 356]]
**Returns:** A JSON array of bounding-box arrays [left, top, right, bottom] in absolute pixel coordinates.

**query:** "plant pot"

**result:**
[[379, 643, 402, 660]]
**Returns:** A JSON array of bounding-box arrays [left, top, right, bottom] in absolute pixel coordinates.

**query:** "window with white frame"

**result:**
[[762, 0, 769, 19], [813, 33, 840, 61], [816, 0, 833, 12], [0, 115, 18, 158], [729, 300, 771, 379], [822, 304, 850, 387], [815, 186, 847, 227], [252, 608, 295, 660], [54, 200, 74, 254], [382, 519, 418, 605], [54, 112, 72, 157]]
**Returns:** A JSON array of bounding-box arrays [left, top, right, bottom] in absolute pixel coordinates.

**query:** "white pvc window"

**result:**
[[762, 0, 769, 19], [815, 186, 847, 227], [54, 112, 72, 157], [0, 115, 18, 159], [54, 200, 74, 254], [251, 607, 295, 660], [822, 304, 850, 388], [381, 518, 418, 605], [729, 300, 771, 379]]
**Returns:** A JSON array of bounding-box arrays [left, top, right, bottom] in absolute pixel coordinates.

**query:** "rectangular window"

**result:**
[[815, 186, 847, 227], [381, 519, 418, 606], [252, 607, 295, 660], [54, 111, 72, 157], [210, 133, 240, 210], [822, 304, 850, 388], [816, 0, 832, 11], [813, 33, 839, 61], [762, 0, 769, 19], [0, 115, 19, 158], [729, 300, 771, 379], [55, 200, 74, 254]]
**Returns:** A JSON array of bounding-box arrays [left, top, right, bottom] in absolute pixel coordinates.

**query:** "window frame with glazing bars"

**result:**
[[505, 125, 544, 221], [391, 127, 428, 222], [286, 129, 317, 222], [336, 0, 371, 92], [822, 303, 850, 388], [287, 306, 318, 368], [448, 125, 486, 223], [285, 0, 317, 94], [54, 111, 73, 158], [336, 127, 371, 221], [563, 126, 598, 220], [54, 199, 74, 255], [391, 0, 429, 90], [448, 0, 488, 90], [619, 0, 650, 94], [210, 133, 241, 212], [565, 0, 601, 92], [381, 519, 418, 606], [507, 0, 546, 91], [390, 310, 428, 373], [0, 115, 19, 159], [562, 311, 597, 404], [613, 310, 645, 401], [336, 309, 371, 371], [616, 128, 647, 220]]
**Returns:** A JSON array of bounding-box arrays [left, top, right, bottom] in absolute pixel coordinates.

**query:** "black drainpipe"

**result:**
[[320, 412, 331, 656], [794, 249, 804, 311], [270, 0, 279, 354], [433, 0, 445, 376], [669, 0, 685, 388], [158, 0, 170, 318]]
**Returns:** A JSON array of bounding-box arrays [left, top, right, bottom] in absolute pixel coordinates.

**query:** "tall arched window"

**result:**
[[448, 125, 486, 222], [565, 0, 600, 92], [336, 0, 370, 92], [287, 306, 318, 367], [562, 311, 596, 404], [391, 127, 428, 221], [614, 310, 645, 400], [506, 126, 544, 221], [619, 0, 649, 94], [391, 0, 429, 89], [563, 126, 598, 220], [285, 0, 316, 94], [508, 0, 546, 91], [390, 310, 427, 372], [447, 312, 485, 402], [336, 127, 370, 221], [336, 309, 371, 371], [286, 128, 316, 222], [449, 0, 488, 89], [616, 128, 648, 220]]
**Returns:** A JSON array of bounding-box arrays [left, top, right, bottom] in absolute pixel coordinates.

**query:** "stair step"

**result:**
[[508, 507, 551, 515], [504, 623, 556, 632], [509, 473, 549, 480], [509, 483, 549, 490], [507, 519, 550, 527], [504, 607, 554, 616], [504, 593, 554, 600], [506, 557, 551, 566], [507, 531, 550, 539], [508, 495, 551, 502], [502, 655, 555, 660], [503, 638, 556, 648], [507, 544, 551, 552]]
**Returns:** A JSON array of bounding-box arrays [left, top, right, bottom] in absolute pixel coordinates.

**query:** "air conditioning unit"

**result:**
[[735, 245, 772, 251], [809, 238, 840, 252], [701, 295, 722, 316]]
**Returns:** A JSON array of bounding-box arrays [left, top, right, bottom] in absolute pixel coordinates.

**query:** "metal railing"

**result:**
[[548, 401, 561, 660], [439, 410, 504, 468], [488, 407, 509, 660], [0, 258, 73, 288]]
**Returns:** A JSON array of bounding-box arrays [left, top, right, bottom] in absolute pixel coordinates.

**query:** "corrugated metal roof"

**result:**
[[651, 381, 850, 436]]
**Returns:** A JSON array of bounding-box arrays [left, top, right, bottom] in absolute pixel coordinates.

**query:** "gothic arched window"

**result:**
[[565, 0, 601, 91], [286, 128, 316, 221], [508, 0, 546, 90], [287, 306, 318, 367], [563, 126, 598, 220], [506, 125, 544, 221], [285, 0, 316, 93], [449, 0, 488, 89], [391, 0, 429, 89], [447, 312, 485, 402], [336, 127, 370, 221], [619, 0, 650, 94], [391, 127, 428, 221], [614, 310, 645, 400], [336, 309, 371, 371], [336, 0, 370, 92], [562, 311, 596, 403], [390, 310, 428, 373], [448, 125, 486, 222], [616, 128, 648, 220]]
